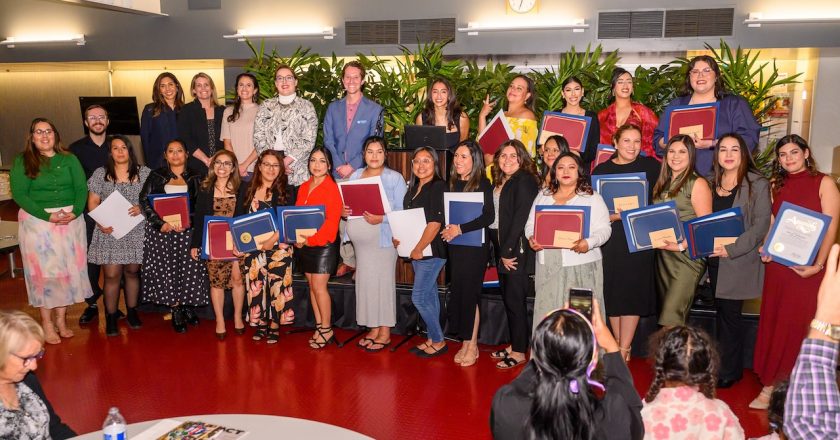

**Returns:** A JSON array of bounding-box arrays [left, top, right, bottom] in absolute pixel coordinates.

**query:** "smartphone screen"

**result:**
[[569, 287, 593, 321]]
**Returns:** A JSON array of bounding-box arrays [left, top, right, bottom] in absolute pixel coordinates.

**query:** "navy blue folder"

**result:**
[[682, 207, 744, 260], [276, 205, 326, 244], [591, 172, 648, 214], [448, 201, 483, 247], [764, 201, 831, 267], [620, 201, 683, 253], [228, 209, 278, 253]]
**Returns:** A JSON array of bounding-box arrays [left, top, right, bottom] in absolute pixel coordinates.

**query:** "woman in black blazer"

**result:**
[[178, 72, 225, 176], [488, 139, 540, 369]]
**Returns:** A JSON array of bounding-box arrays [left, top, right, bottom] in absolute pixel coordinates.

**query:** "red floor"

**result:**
[[0, 259, 770, 439]]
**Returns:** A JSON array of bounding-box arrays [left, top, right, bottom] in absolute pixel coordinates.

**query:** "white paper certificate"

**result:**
[[766, 205, 829, 266], [87, 191, 144, 240], [386, 208, 431, 258]]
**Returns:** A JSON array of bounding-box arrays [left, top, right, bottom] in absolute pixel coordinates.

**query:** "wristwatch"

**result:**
[[810, 319, 840, 341]]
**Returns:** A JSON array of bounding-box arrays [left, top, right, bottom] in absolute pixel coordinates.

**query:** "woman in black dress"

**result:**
[[416, 77, 470, 150], [592, 124, 660, 361], [178, 72, 225, 176]]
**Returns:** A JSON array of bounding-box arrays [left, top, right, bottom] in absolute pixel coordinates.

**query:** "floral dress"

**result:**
[[641, 386, 744, 439], [239, 200, 295, 326]]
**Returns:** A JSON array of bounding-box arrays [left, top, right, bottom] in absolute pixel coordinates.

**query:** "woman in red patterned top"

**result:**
[[598, 68, 659, 161], [296, 146, 343, 349]]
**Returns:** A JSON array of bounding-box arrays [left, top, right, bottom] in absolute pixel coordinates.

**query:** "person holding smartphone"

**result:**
[[525, 152, 611, 329]]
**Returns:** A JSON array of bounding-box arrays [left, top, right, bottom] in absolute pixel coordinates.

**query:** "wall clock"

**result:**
[[507, 0, 538, 14]]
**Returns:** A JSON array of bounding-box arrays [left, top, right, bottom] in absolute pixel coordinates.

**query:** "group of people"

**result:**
[[6, 53, 840, 436]]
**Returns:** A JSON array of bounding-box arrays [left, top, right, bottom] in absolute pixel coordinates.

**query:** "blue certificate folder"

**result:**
[[591, 172, 648, 214], [764, 201, 831, 267], [682, 207, 745, 260], [662, 102, 720, 141], [276, 205, 326, 244], [620, 201, 683, 253], [448, 201, 483, 247], [228, 209, 278, 253]]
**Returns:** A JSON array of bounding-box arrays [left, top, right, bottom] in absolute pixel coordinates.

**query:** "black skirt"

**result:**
[[297, 241, 339, 274]]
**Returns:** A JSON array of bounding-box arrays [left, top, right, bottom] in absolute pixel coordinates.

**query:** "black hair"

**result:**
[[645, 326, 719, 403], [448, 140, 485, 193], [104, 135, 141, 183], [547, 152, 592, 196], [408, 146, 441, 189]]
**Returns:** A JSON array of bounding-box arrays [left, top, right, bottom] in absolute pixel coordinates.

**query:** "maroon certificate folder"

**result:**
[[477, 111, 514, 155], [534, 211, 584, 249], [538, 112, 591, 152], [590, 145, 616, 173], [207, 221, 236, 260], [666, 103, 719, 140], [151, 195, 190, 229], [340, 183, 385, 216]]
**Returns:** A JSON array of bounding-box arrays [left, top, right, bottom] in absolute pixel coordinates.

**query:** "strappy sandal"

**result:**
[[619, 346, 632, 362], [309, 327, 336, 349], [490, 349, 510, 360], [308, 323, 322, 344], [266, 327, 280, 344], [357, 337, 375, 348], [252, 324, 268, 341], [416, 344, 449, 358], [460, 345, 480, 367], [749, 386, 774, 410], [409, 342, 430, 354], [364, 340, 391, 353], [496, 355, 526, 370]]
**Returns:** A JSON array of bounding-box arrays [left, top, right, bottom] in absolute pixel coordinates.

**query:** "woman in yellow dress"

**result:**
[[478, 74, 538, 168]]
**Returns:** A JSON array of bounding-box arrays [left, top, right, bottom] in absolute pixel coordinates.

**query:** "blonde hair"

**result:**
[[0, 310, 44, 370], [190, 72, 219, 103]]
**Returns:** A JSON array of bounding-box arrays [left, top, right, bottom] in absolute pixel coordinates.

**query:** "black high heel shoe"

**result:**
[[309, 326, 336, 349], [252, 324, 268, 341]]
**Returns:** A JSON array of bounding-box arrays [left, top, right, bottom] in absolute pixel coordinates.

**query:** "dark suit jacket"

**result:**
[[140, 103, 179, 170], [178, 100, 225, 175], [22, 372, 76, 439], [496, 170, 539, 274]]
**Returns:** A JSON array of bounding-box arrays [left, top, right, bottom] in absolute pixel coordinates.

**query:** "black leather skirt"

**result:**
[[297, 241, 339, 274]]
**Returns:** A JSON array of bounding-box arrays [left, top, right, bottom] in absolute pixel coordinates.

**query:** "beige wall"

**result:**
[[0, 61, 224, 167]]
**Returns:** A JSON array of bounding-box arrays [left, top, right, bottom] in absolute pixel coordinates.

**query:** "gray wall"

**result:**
[[1, 0, 839, 63]]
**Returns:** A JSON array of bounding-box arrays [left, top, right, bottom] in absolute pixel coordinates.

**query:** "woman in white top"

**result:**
[[221, 73, 260, 180], [526, 152, 611, 326]]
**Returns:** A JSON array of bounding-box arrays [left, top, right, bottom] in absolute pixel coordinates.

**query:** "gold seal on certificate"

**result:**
[[240, 232, 252, 244], [765, 202, 830, 267], [772, 242, 785, 253]]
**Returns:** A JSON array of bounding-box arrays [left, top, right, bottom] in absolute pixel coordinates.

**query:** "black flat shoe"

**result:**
[[181, 307, 199, 326], [126, 307, 142, 329], [105, 313, 119, 337], [716, 376, 741, 389], [79, 305, 99, 325], [416, 344, 449, 358]]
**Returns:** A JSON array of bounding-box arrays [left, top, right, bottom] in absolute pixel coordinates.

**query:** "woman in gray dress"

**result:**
[[344, 136, 407, 352]]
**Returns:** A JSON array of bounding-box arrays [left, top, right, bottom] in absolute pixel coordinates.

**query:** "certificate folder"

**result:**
[[663, 102, 720, 141], [276, 205, 325, 244], [764, 201, 831, 267], [538, 112, 592, 152], [448, 201, 483, 247], [682, 207, 745, 260], [201, 216, 237, 261], [228, 209, 278, 253], [147, 193, 191, 229], [477, 110, 514, 155], [620, 201, 683, 253], [591, 172, 648, 214], [340, 183, 384, 216], [591, 144, 616, 172], [534, 205, 590, 249]]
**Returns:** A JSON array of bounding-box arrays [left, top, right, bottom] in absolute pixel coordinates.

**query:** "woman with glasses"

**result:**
[[222, 72, 261, 180], [10, 119, 92, 345], [253, 64, 318, 191], [598, 68, 659, 160], [0, 310, 76, 439], [234, 150, 297, 344], [178, 72, 224, 176], [86, 135, 151, 337], [653, 56, 761, 177], [191, 150, 245, 340]]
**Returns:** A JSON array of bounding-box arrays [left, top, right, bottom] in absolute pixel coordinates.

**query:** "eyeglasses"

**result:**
[[275, 76, 296, 83], [12, 348, 45, 367], [33, 129, 54, 136], [213, 160, 234, 168], [412, 158, 434, 165], [260, 163, 281, 169], [689, 68, 713, 77], [86, 115, 108, 122]]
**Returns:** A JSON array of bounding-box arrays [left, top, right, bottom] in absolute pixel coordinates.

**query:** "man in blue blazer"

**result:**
[[323, 60, 384, 275]]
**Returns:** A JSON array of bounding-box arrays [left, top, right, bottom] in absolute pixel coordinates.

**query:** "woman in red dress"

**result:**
[[598, 68, 659, 160], [751, 134, 840, 408]]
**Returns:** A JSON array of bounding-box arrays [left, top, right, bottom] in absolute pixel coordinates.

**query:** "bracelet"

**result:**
[[678, 242, 685, 252]]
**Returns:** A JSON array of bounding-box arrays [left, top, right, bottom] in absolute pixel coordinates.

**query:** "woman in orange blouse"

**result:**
[[598, 68, 659, 160], [295, 146, 343, 349]]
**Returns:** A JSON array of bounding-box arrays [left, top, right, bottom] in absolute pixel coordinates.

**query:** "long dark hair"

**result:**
[[507, 74, 536, 113], [421, 77, 462, 131], [104, 135, 141, 183], [151, 72, 184, 117], [645, 326, 719, 403], [528, 309, 600, 440], [682, 55, 725, 99], [307, 146, 334, 179], [547, 152, 592, 196], [227, 72, 259, 123], [245, 150, 288, 207], [22, 118, 66, 179], [201, 150, 241, 195], [408, 146, 441, 190], [652, 135, 698, 200], [770, 134, 819, 195], [361, 136, 390, 169], [712, 133, 760, 201], [540, 135, 570, 179], [491, 139, 540, 187], [561, 76, 585, 107], [448, 140, 485, 193], [609, 67, 632, 99]]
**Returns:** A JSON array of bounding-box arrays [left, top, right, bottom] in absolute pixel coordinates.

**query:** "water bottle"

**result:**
[[102, 407, 126, 440]]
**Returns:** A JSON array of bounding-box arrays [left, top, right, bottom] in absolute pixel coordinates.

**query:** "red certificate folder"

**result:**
[[477, 110, 514, 155], [204, 219, 236, 260], [538, 112, 592, 152], [591, 144, 616, 173], [148, 193, 190, 229], [665, 102, 720, 140], [534, 210, 585, 249], [340, 183, 385, 216]]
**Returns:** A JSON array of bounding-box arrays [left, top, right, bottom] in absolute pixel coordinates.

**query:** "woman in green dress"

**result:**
[[652, 134, 712, 327]]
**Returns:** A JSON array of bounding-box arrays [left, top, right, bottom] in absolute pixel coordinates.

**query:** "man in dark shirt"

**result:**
[[68, 104, 110, 325]]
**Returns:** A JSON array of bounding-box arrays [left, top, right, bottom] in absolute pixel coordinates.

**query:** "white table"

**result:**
[[0, 220, 18, 278], [71, 414, 374, 439]]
